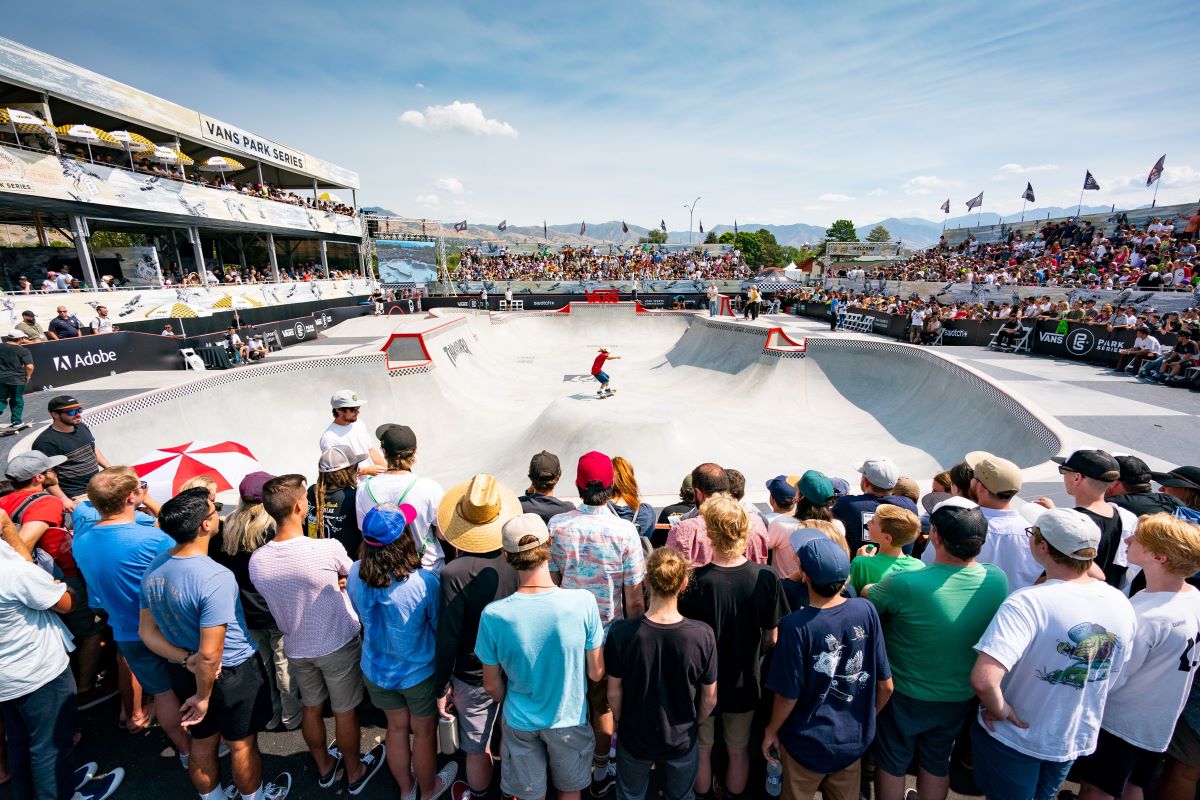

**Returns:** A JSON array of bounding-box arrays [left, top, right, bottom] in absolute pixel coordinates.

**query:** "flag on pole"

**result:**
[[699, 220, 704, 234], [453, 220, 468, 232], [965, 192, 984, 210], [421, 219, 426, 235], [580, 221, 586, 236], [621, 221, 629, 234], [1083, 171, 1100, 191], [940, 199, 950, 214], [734, 220, 738, 234], [497, 219, 507, 232], [660, 219, 667, 232], [1146, 155, 1166, 187], [543, 220, 548, 238], [1021, 183, 1035, 203]]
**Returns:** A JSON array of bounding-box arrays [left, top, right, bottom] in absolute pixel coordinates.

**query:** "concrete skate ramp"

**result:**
[[85, 305, 1062, 500]]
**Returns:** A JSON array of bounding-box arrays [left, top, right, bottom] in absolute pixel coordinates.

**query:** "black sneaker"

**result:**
[[77, 769, 125, 800], [264, 772, 293, 799], [347, 742, 387, 796], [74, 762, 98, 790], [317, 748, 343, 789], [590, 763, 616, 798]]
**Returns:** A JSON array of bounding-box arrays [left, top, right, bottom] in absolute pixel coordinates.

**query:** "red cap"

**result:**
[[576, 451, 614, 490]]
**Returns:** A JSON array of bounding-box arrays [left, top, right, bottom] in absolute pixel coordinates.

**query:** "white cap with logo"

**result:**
[[330, 389, 365, 409]]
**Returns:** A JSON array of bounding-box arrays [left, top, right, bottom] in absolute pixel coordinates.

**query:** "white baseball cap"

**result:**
[[1035, 508, 1101, 560], [330, 389, 366, 409]]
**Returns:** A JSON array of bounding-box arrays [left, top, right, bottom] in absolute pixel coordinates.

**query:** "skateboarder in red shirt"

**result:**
[[591, 347, 621, 396]]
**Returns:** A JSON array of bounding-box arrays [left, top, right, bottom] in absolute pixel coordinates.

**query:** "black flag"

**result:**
[[1021, 183, 1035, 203], [1083, 171, 1100, 191], [734, 220, 738, 234], [621, 221, 629, 234], [580, 221, 586, 236], [421, 219, 427, 235], [660, 219, 667, 232], [699, 220, 704, 234], [1147, 155, 1166, 187], [453, 220, 467, 232], [543, 220, 548, 238], [940, 199, 950, 214], [497, 219, 507, 232], [965, 191, 984, 210]]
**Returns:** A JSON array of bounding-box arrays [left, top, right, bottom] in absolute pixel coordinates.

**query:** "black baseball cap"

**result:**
[[47, 395, 82, 412], [528, 450, 561, 481], [1115, 455, 1152, 487], [1151, 466, 1200, 491], [1052, 450, 1120, 482], [375, 423, 417, 455]]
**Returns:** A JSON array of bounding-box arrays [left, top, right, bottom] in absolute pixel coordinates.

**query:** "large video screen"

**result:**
[[376, 240, 438, 284]]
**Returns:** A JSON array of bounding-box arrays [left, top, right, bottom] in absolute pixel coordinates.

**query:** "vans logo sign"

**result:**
[[53, 350, 118, 371]]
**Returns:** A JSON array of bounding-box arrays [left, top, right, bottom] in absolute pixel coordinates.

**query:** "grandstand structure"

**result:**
[[0, 36, 366, 292], [942, 200, 1196, 247]]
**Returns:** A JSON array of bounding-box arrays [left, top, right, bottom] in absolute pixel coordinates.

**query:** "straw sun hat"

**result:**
[[437, 473, 522, 554]]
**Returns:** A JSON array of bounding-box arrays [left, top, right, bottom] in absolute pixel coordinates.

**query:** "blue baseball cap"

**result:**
[[765, 475, 798, 505], [362, 503, 418, 547], [797, 536, 850, 585]]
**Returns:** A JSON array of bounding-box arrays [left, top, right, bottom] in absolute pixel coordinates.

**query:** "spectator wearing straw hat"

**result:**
[[434, 474, 522, 800]]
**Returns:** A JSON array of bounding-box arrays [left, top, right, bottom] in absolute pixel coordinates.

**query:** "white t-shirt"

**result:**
[[91, 316, 114, 334], [1102, 587, 1200, 751], [355, 473, 445, 572], [0, 550, 74, 702], [319, 420, 375, 469], [977, 506, 1043, 594], [974, 579, 1136, 761], [910, 309, 926, 326]]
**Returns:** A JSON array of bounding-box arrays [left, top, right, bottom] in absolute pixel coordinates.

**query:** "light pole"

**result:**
[[684, 197, 701, 244]]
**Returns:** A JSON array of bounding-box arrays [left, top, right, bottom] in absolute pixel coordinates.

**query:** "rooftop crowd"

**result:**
[[849, 211, 1200, 290], [1, 131, 357, 217], [3, 388, 1200, 800]]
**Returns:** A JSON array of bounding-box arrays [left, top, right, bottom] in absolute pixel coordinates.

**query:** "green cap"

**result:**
[[798, 470, 835, 505]]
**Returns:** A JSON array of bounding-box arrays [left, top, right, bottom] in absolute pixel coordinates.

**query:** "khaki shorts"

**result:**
[[365, 674, 436, 717], [501, 720, 595, 797], [452, 677, 500, 755], [697, 710, 754, 749], [289, 638, 364, 714], [781, 747, 861, 800], [588, 676, 610, 716]]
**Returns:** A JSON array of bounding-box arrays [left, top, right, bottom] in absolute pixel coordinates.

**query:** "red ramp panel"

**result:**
[[379, 317, 467, 369], [764, 327, 807, 356]]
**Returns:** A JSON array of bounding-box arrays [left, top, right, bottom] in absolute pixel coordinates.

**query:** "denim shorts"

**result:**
[[594, 371, 610, 383], [971, 721, 1074, 800], [116, 639, 172, 696]]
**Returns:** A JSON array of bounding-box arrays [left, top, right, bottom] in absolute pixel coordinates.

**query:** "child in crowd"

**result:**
[[848, 505, 924, 595]]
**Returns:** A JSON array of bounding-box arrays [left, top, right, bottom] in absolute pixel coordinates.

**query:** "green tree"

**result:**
[[866, 225, 891, 243], [733, 231, 763, 267], [89, 231, 143, 249], [703, 230, 719, 244], [825, 219, 858, 242], [717, 231, 736, 244], [638, 228, 668, 245]]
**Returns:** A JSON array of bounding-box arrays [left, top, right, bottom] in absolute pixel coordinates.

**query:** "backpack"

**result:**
[[9, 492, 63, 579], [1175, 506, 1200, 525]]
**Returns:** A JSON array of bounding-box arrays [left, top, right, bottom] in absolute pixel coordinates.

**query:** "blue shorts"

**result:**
[[116, 639, 173, 696], [594, 371, 610, 384], [970, 721, 1074, 800]]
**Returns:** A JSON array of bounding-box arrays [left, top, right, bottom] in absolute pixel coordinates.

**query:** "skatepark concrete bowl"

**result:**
[[84, 304, 1064, 501]]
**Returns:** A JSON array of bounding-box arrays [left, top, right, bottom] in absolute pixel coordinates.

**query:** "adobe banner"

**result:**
[[0, 144, 362, 237], [25, 331, 182, 392]]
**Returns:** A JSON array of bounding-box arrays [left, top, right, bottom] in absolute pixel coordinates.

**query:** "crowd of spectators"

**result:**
[[4, 386, 1200, 800], [847, 211, 1200, 291], [2, 131, 357, 217], [454, 246, 753, 284]]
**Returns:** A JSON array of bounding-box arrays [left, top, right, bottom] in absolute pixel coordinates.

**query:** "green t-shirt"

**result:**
[[849, 552, 924, 595], [868, 562, 1008, 701]]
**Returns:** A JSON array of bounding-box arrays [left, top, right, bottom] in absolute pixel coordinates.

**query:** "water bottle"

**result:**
[[765, 757, 782, 797]]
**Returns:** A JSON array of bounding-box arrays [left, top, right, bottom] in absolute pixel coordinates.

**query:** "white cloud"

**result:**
[[435, 177, 464, 194], [414, 82, 426, 90], [867, 188, 886, 196], [398, 101, 518, 137], [414, 194, 440, 206], [1162, 165, 1200, 188], [998, 163, 1059, 174], [902, 175, 950, 196], [819, 193, 852, 202]]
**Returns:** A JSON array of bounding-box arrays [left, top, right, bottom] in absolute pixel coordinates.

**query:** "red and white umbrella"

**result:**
[[132, 440, 261, 502]]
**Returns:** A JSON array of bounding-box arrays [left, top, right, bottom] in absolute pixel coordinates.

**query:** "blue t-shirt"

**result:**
[[71, 501, 156, 541], [476, 587, 603, 731], [139, 552, 257, 667], [346, 563, 440, 691], [73, 521, 172, 642], [765, 598, 891, 773]]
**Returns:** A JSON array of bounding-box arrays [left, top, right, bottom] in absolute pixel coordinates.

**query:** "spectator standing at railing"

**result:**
[[0, 331, 33, 428]]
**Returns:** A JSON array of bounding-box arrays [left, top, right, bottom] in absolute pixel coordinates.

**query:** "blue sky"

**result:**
[[6, 0, 1197, 228]]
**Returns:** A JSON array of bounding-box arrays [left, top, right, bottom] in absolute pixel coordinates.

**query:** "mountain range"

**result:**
[[361, 204, 1120, 249]]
